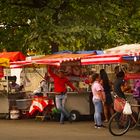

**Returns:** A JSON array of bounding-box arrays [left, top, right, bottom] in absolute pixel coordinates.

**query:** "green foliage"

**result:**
[[0, 0, 140, 54]]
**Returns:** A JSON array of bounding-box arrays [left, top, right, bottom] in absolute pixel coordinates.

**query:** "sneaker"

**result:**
[[94, 124, 98, 128], [94, 124, 106, 129], [97, 126, 101, 129], [94, 124, 101, 129], [97, 125, 106, 128]]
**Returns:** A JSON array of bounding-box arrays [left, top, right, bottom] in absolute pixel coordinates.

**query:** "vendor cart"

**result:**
[[0, 52, 26, 119], [66, 91, 93, 121], [10, 53, 98, 121], [0, 92, 9, 119]]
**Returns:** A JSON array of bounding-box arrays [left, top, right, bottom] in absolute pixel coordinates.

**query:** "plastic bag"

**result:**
[[123, 102, 132, 115]]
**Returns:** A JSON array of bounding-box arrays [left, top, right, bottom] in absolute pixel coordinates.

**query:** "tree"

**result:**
[[0, 0, 140, 55]]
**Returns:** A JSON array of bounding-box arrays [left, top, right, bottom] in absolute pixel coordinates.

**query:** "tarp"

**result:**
[[0, 52, 25, 62], [104, 44, 140, 55], [53, 50, 104, 55], [75, 50, 103, 55]]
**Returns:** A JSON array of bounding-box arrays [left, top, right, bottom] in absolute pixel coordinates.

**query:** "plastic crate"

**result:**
[[16, 99, 32, 110]]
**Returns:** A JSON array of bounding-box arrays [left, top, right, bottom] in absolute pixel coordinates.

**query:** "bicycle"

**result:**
[[108, 95, 140, 136]]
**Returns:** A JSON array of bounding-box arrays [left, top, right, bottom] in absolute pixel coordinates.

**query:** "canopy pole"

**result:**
[[5, 68, 9, 93], [32, 66, 45, 80]]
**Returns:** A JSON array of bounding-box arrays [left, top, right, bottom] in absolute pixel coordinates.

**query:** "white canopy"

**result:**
[[104, 44, 140, 56]]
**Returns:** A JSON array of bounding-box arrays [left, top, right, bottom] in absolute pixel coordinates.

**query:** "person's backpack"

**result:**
[[133, 80, 140, 100]]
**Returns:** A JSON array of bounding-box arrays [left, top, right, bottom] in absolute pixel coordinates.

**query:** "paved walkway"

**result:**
[[0, 119, 139, 140]]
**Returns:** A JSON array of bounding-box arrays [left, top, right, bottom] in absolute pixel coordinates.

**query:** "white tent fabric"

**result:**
[[104, 44, 140, 56]]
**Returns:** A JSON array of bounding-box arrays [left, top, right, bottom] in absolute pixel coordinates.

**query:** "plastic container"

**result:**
[[10, 107, 20, 120], [16, 99, 32, 110]]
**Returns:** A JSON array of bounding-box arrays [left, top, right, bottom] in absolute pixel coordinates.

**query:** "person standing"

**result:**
[[100, 69, 114, 123], [113, 71, 131, 99], [9, 76, 21, 92], [48, 66, 79, 124], [91, 73, 105, 128]]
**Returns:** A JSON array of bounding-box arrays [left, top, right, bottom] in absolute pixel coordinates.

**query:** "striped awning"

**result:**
[[81, 54, 123, 65], [10, 53, 93, 68]]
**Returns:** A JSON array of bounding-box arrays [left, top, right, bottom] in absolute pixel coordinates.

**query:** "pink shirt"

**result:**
[[91, 81, 104, 100]]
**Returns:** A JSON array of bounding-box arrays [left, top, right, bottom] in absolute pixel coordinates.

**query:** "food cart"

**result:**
[[32, 53, 95, 121], [81, 44, 140, 113], [0, 58, 10, 118], [0, 52, 26, 119], [10, 52, 99, 121]]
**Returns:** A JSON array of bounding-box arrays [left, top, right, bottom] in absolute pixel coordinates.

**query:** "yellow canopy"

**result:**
[[0, 58, 10, 67]]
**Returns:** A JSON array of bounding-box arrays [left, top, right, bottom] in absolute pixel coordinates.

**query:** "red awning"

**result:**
[[32, 53, 92, 66], [10, 53, 93, 68], [10, 53, 125, 67], [0, 52, 25, 62]]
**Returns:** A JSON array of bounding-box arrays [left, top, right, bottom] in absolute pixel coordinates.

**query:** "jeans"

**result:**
[[55, 94, 70, 123], [93, 98, 103, 126]]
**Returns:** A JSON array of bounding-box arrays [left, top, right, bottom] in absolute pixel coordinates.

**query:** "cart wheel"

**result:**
[[70, 110, 80, 121]]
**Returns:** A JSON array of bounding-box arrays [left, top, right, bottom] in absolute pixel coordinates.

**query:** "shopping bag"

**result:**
[[123, 102, 132, 115], [114, 97, 126, 112]]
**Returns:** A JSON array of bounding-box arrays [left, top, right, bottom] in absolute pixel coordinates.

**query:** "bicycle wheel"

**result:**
[[108, 112, 131, 136], [129, 111, 138, 130]]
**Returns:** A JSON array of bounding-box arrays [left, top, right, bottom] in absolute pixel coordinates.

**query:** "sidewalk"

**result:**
[[0, 119, 139, 140]]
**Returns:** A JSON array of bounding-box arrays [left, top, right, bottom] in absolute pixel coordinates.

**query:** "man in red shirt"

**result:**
[[48, 66, 79, 124]]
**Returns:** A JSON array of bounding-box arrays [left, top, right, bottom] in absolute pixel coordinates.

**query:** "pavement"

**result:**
[[0, 119, 139, 140]]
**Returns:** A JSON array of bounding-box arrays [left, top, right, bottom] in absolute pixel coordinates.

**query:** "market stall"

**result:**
[[10, 52, 101, 121], [81, 45, 140, 113], [0, 58, 9, 118], [9, 47, 140, 120], [0, 51, 26, 119], [31, 53, 95, 121]]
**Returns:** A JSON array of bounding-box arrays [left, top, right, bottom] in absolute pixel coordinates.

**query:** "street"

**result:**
[[0, 119, 139, 140]]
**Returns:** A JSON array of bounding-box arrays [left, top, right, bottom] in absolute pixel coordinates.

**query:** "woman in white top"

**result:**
[[91, 73, 105, 128]]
